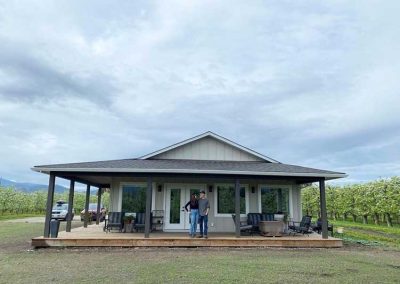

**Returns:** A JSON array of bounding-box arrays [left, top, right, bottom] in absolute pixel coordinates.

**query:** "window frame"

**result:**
[[214, 183, 249, 217], [258, 184, 292, 216], [119, 182, 155, 213]]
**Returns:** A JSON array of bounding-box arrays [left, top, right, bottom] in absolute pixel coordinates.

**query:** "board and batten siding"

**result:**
[[150, 137, 264, 161]]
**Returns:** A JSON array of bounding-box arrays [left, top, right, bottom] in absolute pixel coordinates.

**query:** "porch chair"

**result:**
[[288, 215, 312, 236], [133, 212, 153, 232], [104, 212, 125, 232], [312, 218, 334, 237], [232, 214, 254, 235]]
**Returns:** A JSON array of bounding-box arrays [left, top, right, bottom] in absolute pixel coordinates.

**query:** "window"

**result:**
[[260, 187, 289, 214], [121, 185, 147, 213], [216, 184, 246, 214]]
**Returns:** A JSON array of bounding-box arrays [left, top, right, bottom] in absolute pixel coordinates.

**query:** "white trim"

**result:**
[[163, 183, 206, 231], [138, 131, 279, 163], [31, 167, 347, 179], [214, 183, 249, 217], [258, 184, 293, 215]]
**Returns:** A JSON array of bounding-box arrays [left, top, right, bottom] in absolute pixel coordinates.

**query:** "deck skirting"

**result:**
[[32, 237, 343, 248]]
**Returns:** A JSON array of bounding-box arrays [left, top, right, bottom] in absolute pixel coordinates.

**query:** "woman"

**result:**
[[184, 193, 199, 238]]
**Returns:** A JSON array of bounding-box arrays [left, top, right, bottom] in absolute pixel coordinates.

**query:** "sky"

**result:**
[[0, 0, 399, 186]]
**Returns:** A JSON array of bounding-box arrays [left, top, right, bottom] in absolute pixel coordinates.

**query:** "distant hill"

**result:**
[[0, 177, 68, 193]]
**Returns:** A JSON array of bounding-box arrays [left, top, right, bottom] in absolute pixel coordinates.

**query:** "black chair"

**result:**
[[104, 212, 124, 232], [261, 213, 275, 221], [247, 213, 262, 232], [288, 215, 312, 236], [312, 218, 334, 237], [133, 212, 153, 232], [232, 214, 253, 235]]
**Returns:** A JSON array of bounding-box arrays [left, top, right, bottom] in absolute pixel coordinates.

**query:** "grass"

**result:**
[[330, 220, 400, 248], [1, 217, 400, 283], [0, 213, 43, 221]]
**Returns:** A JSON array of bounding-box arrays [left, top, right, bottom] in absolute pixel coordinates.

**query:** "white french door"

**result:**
[[164, 184, 205, 231]]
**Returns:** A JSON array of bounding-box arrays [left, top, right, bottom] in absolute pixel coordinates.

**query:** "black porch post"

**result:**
[[144, 176, 153, 238], [44, 173, 56, 237], [96, 187, 102, 225], [319, 178, 328, 239], [235, 178, 241, 238], [84, 184, 90, 228], [66, 180, 75, 232]]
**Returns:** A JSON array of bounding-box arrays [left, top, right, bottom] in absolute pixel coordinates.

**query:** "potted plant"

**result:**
[[123, 215, 134, 233]]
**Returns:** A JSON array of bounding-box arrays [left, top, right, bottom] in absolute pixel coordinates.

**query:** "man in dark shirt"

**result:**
[[198, 190, 210, 238]]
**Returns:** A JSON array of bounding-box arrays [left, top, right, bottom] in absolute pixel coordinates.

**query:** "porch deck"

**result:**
[[32, 224, 343, 248]]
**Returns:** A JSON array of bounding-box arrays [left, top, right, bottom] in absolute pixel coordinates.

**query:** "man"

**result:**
[[197, 190, 210, 239]]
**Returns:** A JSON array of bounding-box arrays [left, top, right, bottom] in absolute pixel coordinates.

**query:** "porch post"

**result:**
[[44, 173, 56, 237], [96, 187, 102, 225], [66, 180, 75, 232], [83, 184, 90, 228], [235, 178, 241, 238], [319, 178, 328, 239], [144, 176, 153, 238]]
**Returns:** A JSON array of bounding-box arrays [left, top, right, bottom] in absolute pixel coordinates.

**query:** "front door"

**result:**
[[164, 184, 205, 231]]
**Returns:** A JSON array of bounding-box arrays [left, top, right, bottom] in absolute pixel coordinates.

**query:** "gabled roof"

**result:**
[[139, 131, 279, 163]]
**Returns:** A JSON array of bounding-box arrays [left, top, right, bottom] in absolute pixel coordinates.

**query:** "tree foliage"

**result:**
[[0, 187, 110, 215], [301, 177, 400, 227]]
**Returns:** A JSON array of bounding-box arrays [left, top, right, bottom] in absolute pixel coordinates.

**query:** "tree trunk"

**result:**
[[352, 214, 357, 222], [343, 213, 347, 221], [373, 213, 380, 225], [385, 213, 393, 227], [362, 215, 368, 224]]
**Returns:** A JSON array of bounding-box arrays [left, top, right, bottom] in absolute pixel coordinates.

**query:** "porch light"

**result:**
[[157, 185, 162, 192], [208, 185, 213, 192]]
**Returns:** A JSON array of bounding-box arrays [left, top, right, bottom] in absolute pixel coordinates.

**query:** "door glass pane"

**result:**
[[170, 188, 181, 224]]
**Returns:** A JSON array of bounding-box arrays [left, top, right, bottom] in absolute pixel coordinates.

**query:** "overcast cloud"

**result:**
[[0, 0, 399, 185]]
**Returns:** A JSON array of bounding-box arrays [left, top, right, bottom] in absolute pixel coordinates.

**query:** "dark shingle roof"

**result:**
[[33, 159, 345, 177]]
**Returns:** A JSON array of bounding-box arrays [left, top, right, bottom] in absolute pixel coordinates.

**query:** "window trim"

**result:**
[[258, 184, 292, 215], [214, 183, 249, 217], [119, 182, 155, 212]]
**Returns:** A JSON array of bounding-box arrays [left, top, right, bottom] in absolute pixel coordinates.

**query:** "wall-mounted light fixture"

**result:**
[[208, 185, 213, 193], [251, 186, 255, 194], [157, 184, 162, 192]]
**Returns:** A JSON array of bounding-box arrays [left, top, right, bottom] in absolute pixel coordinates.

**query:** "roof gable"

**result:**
[[139, 131, 279, 163]]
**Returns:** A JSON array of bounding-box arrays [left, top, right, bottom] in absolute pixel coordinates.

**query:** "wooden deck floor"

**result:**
[[32, 224, 343, 248]]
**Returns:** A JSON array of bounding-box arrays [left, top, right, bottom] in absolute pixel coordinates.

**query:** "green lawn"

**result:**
[[331, 220, 400, 248], [0, 213, 43, 221], [0, 218, 400, 283]]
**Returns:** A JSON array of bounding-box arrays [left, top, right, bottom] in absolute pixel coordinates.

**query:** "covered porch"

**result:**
[[32, 222, 343, 248]]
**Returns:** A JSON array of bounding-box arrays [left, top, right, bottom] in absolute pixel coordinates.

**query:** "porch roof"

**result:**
[[32, 159, 346, 181]]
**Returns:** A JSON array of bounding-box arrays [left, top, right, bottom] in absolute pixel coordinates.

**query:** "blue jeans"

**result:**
[[190, 209, 199, 235], [199, 214, 208, 236]]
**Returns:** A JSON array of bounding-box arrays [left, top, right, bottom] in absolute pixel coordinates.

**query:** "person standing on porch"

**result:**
[[184, 193, 199, 238], [198, 190, 210, 239]]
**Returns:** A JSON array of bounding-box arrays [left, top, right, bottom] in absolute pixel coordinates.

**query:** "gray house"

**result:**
[[33, 131, 346, 240]]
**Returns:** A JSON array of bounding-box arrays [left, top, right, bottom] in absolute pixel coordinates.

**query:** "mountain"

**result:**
[[0, 177, 68, 193]]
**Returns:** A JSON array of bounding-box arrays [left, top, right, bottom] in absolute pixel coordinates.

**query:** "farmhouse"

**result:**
[[32, 131, 347, 247]]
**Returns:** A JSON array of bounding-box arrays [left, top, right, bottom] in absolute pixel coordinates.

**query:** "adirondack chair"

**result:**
[[288, 215, 312, 236], [104, 212, 124, 232], [232, 214, 253, 235]]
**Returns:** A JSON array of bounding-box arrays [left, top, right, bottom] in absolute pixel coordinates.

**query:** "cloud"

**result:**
[[0, 0, 399, 185]]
